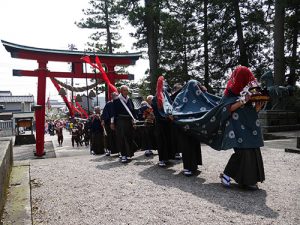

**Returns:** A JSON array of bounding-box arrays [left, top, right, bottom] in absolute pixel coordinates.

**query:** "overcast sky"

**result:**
[[0, 0, 148, 101]]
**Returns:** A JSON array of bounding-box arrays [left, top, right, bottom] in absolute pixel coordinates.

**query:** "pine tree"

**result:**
[[75, 0, 122, 53], [160, 0, 201, 87], [207, 0, 272, 86], [285, 2, 299, 85]]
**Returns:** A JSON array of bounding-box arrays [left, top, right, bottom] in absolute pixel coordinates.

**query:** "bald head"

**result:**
[[120, 85, 129, 97]]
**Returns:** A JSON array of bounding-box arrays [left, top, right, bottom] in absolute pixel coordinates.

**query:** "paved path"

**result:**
[[3, 130, 300, 224]]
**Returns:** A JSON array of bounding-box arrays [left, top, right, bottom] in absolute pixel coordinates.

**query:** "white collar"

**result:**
[[118, 93, 129, 103]]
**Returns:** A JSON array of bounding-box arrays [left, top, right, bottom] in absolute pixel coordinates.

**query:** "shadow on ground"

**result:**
[[139, 165, 279, 219]]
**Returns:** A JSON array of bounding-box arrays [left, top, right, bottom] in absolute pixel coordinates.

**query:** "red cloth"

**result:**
[[156, 76, 164, 109], [224, 66, 256, 96], [81, 55, 118, 98]]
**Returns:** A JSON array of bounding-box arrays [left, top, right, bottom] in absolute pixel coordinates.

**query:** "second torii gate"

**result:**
[[2, 40, 142, 157]]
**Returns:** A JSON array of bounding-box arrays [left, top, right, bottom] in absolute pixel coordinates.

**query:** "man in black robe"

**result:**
[[90, 107, 104, 155], [139, 95, 156, 156], [111, 85, 137, 163], [101, 92, 118, 156]]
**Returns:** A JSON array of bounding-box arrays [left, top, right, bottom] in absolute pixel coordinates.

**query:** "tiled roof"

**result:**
[[0, 96, 34, 103]]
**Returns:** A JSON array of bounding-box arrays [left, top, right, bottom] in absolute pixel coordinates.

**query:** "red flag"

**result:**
[[81, 55, 92, 65], [81, 55, 119, 98], [156, 76, 164, 109], [95, 56, 118, 93], [108, 83, 118, 93], [95, 56, 111, 84]]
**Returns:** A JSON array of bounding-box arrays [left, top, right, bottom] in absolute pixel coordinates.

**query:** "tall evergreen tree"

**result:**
[[203, 0, 210, 90], [207, 0, 272, 85], [145, 0, 161, 94], [75, 0, 122, 53], [233, 0, 249, 67], [117, 0, 162, 94], [160, 0, 201, 87], [274, 0, 286, 85], [285, 2, 299, 85]]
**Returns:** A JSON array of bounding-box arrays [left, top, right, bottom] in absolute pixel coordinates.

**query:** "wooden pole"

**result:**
[[35, 61, 47, 157]]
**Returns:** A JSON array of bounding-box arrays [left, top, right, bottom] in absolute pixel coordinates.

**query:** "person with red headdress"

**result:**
[[176, 66, 266, 189], [217, 66, 266, 190], [152, 76, 175, 167]]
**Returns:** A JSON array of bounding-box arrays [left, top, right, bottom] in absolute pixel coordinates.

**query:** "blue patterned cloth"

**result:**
[[157, 80, 264, 151], [172, 80, 221, 120]]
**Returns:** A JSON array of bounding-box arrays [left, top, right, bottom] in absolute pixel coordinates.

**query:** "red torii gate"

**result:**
[[2, 40, 142, 157]]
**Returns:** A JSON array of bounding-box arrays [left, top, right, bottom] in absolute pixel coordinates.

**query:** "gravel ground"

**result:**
[[28, 136, 300, 225]]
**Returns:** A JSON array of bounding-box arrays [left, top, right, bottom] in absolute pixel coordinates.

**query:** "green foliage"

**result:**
[[75, 0, 123, 53], [160, 0, 201, 87], [76, 0, 297, 95]]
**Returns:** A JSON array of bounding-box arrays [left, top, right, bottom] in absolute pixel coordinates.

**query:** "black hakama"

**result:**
[[179, 130, 202, 171], [223, 148, 265, 185], [115, 116, 135, 157]]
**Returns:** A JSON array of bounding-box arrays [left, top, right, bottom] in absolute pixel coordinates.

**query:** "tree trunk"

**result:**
[[233, 0, 249, 67], [274, 0, 285, 86], [289, 6, 298, 86], [183, 18, 189, 81], [105, 0, 113, 53], [145, 0, 160, 94], [203, 0, 210, 89]]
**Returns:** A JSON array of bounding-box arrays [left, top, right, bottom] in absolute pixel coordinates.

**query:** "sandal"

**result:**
[[183, 169, 193, 177], [220, 173, 231, 187]]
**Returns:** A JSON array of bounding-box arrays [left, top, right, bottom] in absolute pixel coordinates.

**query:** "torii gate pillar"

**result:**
[[35, 61, 47, 157]]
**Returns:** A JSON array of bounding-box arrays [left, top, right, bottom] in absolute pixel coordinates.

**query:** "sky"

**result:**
[[0, 0, 148, 101]]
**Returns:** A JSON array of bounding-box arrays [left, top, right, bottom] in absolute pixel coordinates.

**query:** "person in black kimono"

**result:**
[[101, 92, 118, 156], [83, 119, 91, 146], [140, 95, 156, 157], [90, 107, 104, 155], [111, 85, 137, 163], [172, 81, 208, 176], [152, 76, 175, 167]]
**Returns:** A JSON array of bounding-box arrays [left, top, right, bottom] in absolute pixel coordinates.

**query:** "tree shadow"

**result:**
[[139, 165, 279, 219]]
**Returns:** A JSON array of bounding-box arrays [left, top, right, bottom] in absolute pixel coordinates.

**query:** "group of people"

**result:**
[[60, 65, 266, 191], [47, 118, 90, 148]]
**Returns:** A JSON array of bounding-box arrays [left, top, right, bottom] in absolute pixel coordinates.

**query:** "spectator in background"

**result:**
[[101, 92, 118, 156], [90, 107, 104, 155]]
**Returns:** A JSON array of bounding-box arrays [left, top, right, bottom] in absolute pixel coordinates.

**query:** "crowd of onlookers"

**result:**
[[45, 118, 91, 147]]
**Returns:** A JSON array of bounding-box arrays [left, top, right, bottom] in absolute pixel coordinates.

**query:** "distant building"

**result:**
[[46, 99, 66, 118], [48, 99, 65, 110], [78, 95, 94, 113], [0, 91, 34, 136], [0, 91, 12, 96], [0, 93, 34, 113], [92, 96, 106, 109]]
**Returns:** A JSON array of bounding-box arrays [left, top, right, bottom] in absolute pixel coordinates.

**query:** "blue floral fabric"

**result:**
[[175, 95, 264, 150], [172, 80, 221, 120], [158, 79, 264, 151]]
